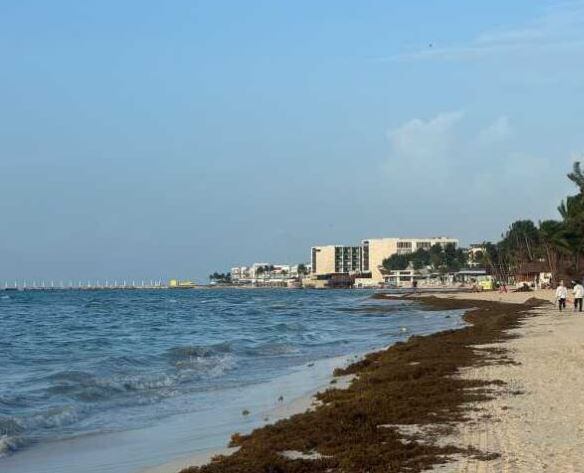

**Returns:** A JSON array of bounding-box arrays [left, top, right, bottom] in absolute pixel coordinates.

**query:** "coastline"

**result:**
[[138, 294, 470, 473], [4, 290, 562, 472], [174, 290, 547, 473], [2, 289, 465, 473], [140, 374, 356, 473], [0, 355, 358, 473], [426, 289, 584, 471]]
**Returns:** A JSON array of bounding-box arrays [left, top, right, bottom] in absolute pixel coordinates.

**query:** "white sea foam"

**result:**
[[0, 289, 464, 466], [0, 435, 27, 457]]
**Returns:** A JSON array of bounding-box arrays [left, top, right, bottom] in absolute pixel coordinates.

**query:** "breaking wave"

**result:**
[[0, 289, 464, 459]]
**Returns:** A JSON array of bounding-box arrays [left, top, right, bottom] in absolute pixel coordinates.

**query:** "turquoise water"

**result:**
[[0, 289, 464, 467]]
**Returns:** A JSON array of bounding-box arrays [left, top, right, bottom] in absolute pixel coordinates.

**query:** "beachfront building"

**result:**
[[362, 237, 459, 282], [382, 267, 445, 287], [230, 262, 310, 286], [303, 273, 355, 289], [310, 237, 459, 284], [230, 266, 251, 282], [513, 262, 552, 288], [467, 244, 486, 267], [354, 277, 383, 289], [311, 245, 362, 275]]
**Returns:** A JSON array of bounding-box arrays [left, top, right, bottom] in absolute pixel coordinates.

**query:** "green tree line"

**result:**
[[209, 272, 231, 283], [382, 243, 467, 273], [477, 162, 584, 282]]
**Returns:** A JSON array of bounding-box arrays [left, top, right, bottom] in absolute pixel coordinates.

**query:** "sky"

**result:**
[[1, 0, 583, 282]]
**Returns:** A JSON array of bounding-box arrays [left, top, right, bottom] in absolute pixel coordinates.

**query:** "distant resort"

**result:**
[[13, 159, 584, 294], [221, 236, 537, 290], [202, 163, 584, 293], [1, 236, 552, 292]]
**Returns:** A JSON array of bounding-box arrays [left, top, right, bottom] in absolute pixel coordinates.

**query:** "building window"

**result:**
[[416, 241, 432, 250], [362, 242, 369, 271], [311, 248, 319, 273], [397, 242, 412, 249]]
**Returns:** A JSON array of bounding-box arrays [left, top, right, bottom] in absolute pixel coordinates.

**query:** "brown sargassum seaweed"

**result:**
[[181, 296, 543, 473]]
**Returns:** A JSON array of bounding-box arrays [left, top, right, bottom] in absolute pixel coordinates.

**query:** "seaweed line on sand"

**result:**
[[180, 295, 544, 473]]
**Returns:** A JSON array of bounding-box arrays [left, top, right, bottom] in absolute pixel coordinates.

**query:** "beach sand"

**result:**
[[414, 288, 556, 306], [422, 289, 584, 472], [176, 292, 536, 473], [142, 289, 582, 473]]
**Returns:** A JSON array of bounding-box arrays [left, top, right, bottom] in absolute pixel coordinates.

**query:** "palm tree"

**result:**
[[539, 220, 567, 280], [558, 193, 584, 273], [567, 161, 584, 192]]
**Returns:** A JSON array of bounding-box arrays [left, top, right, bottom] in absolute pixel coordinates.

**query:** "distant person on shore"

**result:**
[[556, 280, 568, 312], [498, 282, 508, 293], [573, 280, 584, 312]]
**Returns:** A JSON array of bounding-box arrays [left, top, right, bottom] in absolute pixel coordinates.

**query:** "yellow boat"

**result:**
[[168, 279, 197, 289]]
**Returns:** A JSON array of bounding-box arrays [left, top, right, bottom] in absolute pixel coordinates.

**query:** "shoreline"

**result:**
[[0, 354, 359, 473], [1, 290, 465, 473], [3, 290, 554, 472], [426, 289, 584, 471], [140, 374, 356, 473], [174, 291, 546, 473]]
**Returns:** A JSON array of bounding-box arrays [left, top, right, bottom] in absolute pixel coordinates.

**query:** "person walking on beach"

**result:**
[[556, 280, 568, 312], [573, 280, 584, 312]]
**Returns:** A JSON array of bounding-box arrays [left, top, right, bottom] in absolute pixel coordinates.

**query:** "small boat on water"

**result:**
[[168, 279, 198, 289]]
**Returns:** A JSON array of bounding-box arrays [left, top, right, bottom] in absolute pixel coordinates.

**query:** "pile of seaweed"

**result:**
[[181, 296, 542, 473]]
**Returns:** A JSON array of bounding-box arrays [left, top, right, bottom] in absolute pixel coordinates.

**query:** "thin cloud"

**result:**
[[387, 111, 463, 162], [383, 111, 569, 221], [393, 1, 584, 62]]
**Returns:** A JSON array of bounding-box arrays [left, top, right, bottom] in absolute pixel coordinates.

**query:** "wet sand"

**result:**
[[13, 290, 567, 472], [0, 356, 356, 473], [141, 375, 355, 473]]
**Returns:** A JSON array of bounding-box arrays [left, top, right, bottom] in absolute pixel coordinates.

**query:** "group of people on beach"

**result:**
[[555, 280, 584, 312]]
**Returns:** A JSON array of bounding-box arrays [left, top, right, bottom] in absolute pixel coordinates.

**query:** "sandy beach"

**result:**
[[170, 288, 584, 473], [8, 289, 575, 473], [423, 288, 584, 472], [171, 291, 534, 473]]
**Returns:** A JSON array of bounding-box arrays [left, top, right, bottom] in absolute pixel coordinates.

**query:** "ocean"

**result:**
[[0, 289, 465, 473]]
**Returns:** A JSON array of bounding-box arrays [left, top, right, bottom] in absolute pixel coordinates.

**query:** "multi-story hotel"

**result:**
[[362, 237, 458, 282], [312, 237, 459, 283], [311, 245, 362, 275]]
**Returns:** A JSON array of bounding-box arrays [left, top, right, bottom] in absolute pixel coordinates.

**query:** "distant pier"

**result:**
[[2, 280, 170, 291]]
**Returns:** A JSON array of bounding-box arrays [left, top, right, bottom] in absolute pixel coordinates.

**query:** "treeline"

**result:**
[[382, 242, 467, 272], [209, 272, 231, 283], [477, 162, 584, 282]]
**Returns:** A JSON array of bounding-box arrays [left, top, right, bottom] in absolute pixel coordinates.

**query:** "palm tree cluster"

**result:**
[[480, 162, 584, 283], [209, 272, 231, 283]]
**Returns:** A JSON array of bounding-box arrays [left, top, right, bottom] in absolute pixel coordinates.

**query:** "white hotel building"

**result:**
[[312, 237, 459, 283]]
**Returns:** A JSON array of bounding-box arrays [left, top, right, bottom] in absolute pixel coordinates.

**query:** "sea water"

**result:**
[[0, 289, 464, 472]]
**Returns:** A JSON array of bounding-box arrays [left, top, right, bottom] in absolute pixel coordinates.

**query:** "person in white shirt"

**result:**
[[573, 280, 584, 312], [556, 280, 568, 312]]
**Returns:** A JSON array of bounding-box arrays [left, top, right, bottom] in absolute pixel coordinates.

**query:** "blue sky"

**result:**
[[1, 0, 583, 282]]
